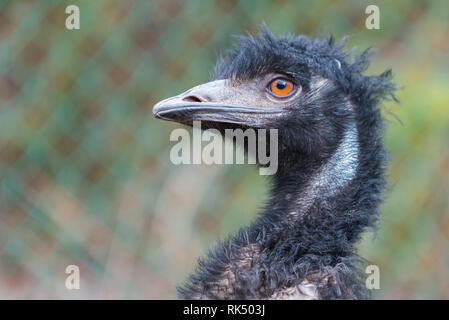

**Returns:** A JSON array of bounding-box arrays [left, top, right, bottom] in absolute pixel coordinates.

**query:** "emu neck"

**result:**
[[260, 121, 360, 253], [180, 118, 379, 299]]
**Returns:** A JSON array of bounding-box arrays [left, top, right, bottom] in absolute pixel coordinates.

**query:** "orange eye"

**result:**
[[269, 78, 294, 97]]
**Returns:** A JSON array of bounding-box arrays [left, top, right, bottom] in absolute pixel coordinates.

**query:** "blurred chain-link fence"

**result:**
[[0, 0, 448, 299]]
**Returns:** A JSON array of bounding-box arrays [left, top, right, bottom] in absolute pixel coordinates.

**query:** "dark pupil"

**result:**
[[276, 80, 287, 90]]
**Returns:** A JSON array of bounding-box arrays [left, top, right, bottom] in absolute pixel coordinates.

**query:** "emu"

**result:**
[[153, 28, 396, 299]]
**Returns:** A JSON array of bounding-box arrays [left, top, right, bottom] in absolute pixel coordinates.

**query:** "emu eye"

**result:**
[[268, 78, 295, 97]]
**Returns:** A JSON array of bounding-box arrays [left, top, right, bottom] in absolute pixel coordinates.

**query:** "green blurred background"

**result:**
[[0, 0, 448, 299]]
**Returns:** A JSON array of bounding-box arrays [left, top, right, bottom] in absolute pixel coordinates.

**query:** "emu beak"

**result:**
[[153, 80, 285, 127]]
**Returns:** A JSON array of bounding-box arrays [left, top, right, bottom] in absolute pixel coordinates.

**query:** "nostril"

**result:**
[[182, 95, 203, 103]]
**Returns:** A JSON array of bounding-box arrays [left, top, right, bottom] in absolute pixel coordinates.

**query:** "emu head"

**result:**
[[153, 28, 395, 169]]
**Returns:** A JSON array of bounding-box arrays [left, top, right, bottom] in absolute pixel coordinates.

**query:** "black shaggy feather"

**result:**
[[177, 28, 397, 300]]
